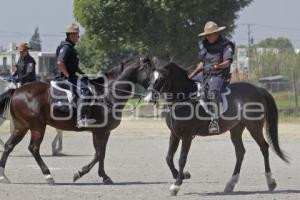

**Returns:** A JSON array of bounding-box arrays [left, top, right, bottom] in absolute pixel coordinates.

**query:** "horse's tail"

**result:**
[[260, 87, 289, 163], [0, 89, 15, 118]]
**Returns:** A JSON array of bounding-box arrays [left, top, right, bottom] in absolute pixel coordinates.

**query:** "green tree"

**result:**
[[255, 37, 294, 53], [76, 33, 139, 73], [29, 27, 42, 51], [249, 37, 300, 79], [74, 0, 253, 70]]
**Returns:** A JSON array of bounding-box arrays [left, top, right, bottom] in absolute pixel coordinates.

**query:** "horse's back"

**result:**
[[12, 81, 50, 117], [228, 82, 265, 102]]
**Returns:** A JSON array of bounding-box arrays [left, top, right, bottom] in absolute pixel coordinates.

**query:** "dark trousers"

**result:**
[[192, 72, 225, 96], [193, 72, 226, 120], [64, 76, 92, 120]]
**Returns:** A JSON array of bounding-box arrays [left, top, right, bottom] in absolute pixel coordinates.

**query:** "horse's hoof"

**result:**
[[268, 180, 277, 191], [45, 175, 55, 185], [73, 171, 81, 183], [0, 176, 11, 184], [224, 183, 235, 193], [52, 151, 66, 157], [184, 171, 191, 179], [103, 177, 114, 185], [170, 184, 180, 196]]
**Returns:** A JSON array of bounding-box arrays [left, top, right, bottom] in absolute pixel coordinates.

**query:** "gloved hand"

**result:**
[[5, 75, 17, 82]]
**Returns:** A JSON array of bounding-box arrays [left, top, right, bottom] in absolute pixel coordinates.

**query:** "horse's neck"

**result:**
[[106, 77, 134, 106], [167, 75, 197, 102]]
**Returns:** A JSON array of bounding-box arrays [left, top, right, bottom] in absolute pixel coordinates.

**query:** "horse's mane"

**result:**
[[163, 62, 190, 80], [121, 55, 141, 64]]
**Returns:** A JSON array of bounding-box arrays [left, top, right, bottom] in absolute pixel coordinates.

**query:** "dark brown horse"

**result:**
[[144, 63, 288, 195], [0, 56, 154, 184]]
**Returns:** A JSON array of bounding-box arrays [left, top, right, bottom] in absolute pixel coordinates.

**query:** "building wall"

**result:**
[[0, 51, 57, 79]]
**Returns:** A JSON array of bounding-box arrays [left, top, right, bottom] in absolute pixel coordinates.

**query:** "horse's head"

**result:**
[[89, 55, 155, 97], [144, 62, 189, 103], [114, 55, 155, 89]]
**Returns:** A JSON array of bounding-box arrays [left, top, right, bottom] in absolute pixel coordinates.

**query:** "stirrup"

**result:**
[[209, 120, 220, 134]]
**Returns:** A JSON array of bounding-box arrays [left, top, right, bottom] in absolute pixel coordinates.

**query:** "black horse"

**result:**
[[0, 56, 154, 184], [144, 62, 288, 195]]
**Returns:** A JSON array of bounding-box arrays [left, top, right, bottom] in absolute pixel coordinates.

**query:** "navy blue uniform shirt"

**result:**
[[56, 39, 79, 78], [13, 54, 36, 84]]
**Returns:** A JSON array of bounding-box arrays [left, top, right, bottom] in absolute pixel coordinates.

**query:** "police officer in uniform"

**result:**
[[56, 23, 95, 128], [189, 21, 235, 134], [12, 43, 36, 85]]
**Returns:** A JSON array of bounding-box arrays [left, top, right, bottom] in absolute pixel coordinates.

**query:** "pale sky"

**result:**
[[0, 0, 300, 51], [233, 0, 300, 48]]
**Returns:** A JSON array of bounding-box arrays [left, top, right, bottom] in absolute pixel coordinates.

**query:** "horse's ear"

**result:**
[[118, 63, 124, 73]]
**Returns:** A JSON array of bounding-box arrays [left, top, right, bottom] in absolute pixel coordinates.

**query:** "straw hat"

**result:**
[[65, 23, 80, 33], [198, 21, 226, 36], [16, 43, 31, 52]]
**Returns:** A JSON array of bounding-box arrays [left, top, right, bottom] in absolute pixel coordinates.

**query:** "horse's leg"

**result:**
[[166, 133, 191, 180], [52, 129, 63, 156], [28, 126, 55, 185], [247, 125, 276, 191], [73, 133, 99, 182], [224, 124, 245, 192], [94, 131, 113, 184], [170, 135, 192, 196], [0, 119, 11, 150], [166, 133, 180, 179], [73, 154, 98, 182], [0, 128, 28, 183], [0, 138, 4, 149]]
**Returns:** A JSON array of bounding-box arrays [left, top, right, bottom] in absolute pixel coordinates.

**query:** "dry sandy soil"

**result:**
[[0, 119, 299, 200]]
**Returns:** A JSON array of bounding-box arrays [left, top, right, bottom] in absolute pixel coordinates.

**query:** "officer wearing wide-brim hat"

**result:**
[[189, 21, 235, 134], [12, 42, 36, 85], [56, 23, 83, 79], [55, 23, 95, 128]]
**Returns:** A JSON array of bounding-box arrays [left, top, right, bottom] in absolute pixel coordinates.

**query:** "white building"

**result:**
[[0, 44, 57, 80], [237, 48, 249, 71]]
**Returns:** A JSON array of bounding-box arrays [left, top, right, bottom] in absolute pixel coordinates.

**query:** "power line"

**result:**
[[239, 23, 300, 32]]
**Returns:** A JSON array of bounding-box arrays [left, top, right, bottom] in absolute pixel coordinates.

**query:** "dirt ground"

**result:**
[[0, 119, 299, 200]]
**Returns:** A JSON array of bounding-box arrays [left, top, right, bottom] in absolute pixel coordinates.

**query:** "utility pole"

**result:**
[[247, 24, 254, 79]]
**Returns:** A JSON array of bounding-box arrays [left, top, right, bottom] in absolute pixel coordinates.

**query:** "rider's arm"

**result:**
[[214, 44, 234, 70], [12, 70, 17, 77], [214, 60, 231, 69], [57, 61, 70, 78], [189, 41, 207, 79], [189, 62, 204, 79], [57, 46, 71, 78]]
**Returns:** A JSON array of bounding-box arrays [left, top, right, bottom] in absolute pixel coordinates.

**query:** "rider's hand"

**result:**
[[213, 64, 219, 70]]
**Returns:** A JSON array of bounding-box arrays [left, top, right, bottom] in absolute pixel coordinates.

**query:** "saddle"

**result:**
[[194, 78, 231, 114], [50, 80, 96, 113]]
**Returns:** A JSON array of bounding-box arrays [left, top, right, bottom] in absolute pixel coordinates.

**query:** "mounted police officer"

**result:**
[[55, 23, 95, 128], [11, 43, 36, 85], [189, 21, 235, 134]]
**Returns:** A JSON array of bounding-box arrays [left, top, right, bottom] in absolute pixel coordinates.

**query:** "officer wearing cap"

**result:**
[[12, 43, 36, 85], [189, 21, 235, 134], [56, 23, 95, 128]]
